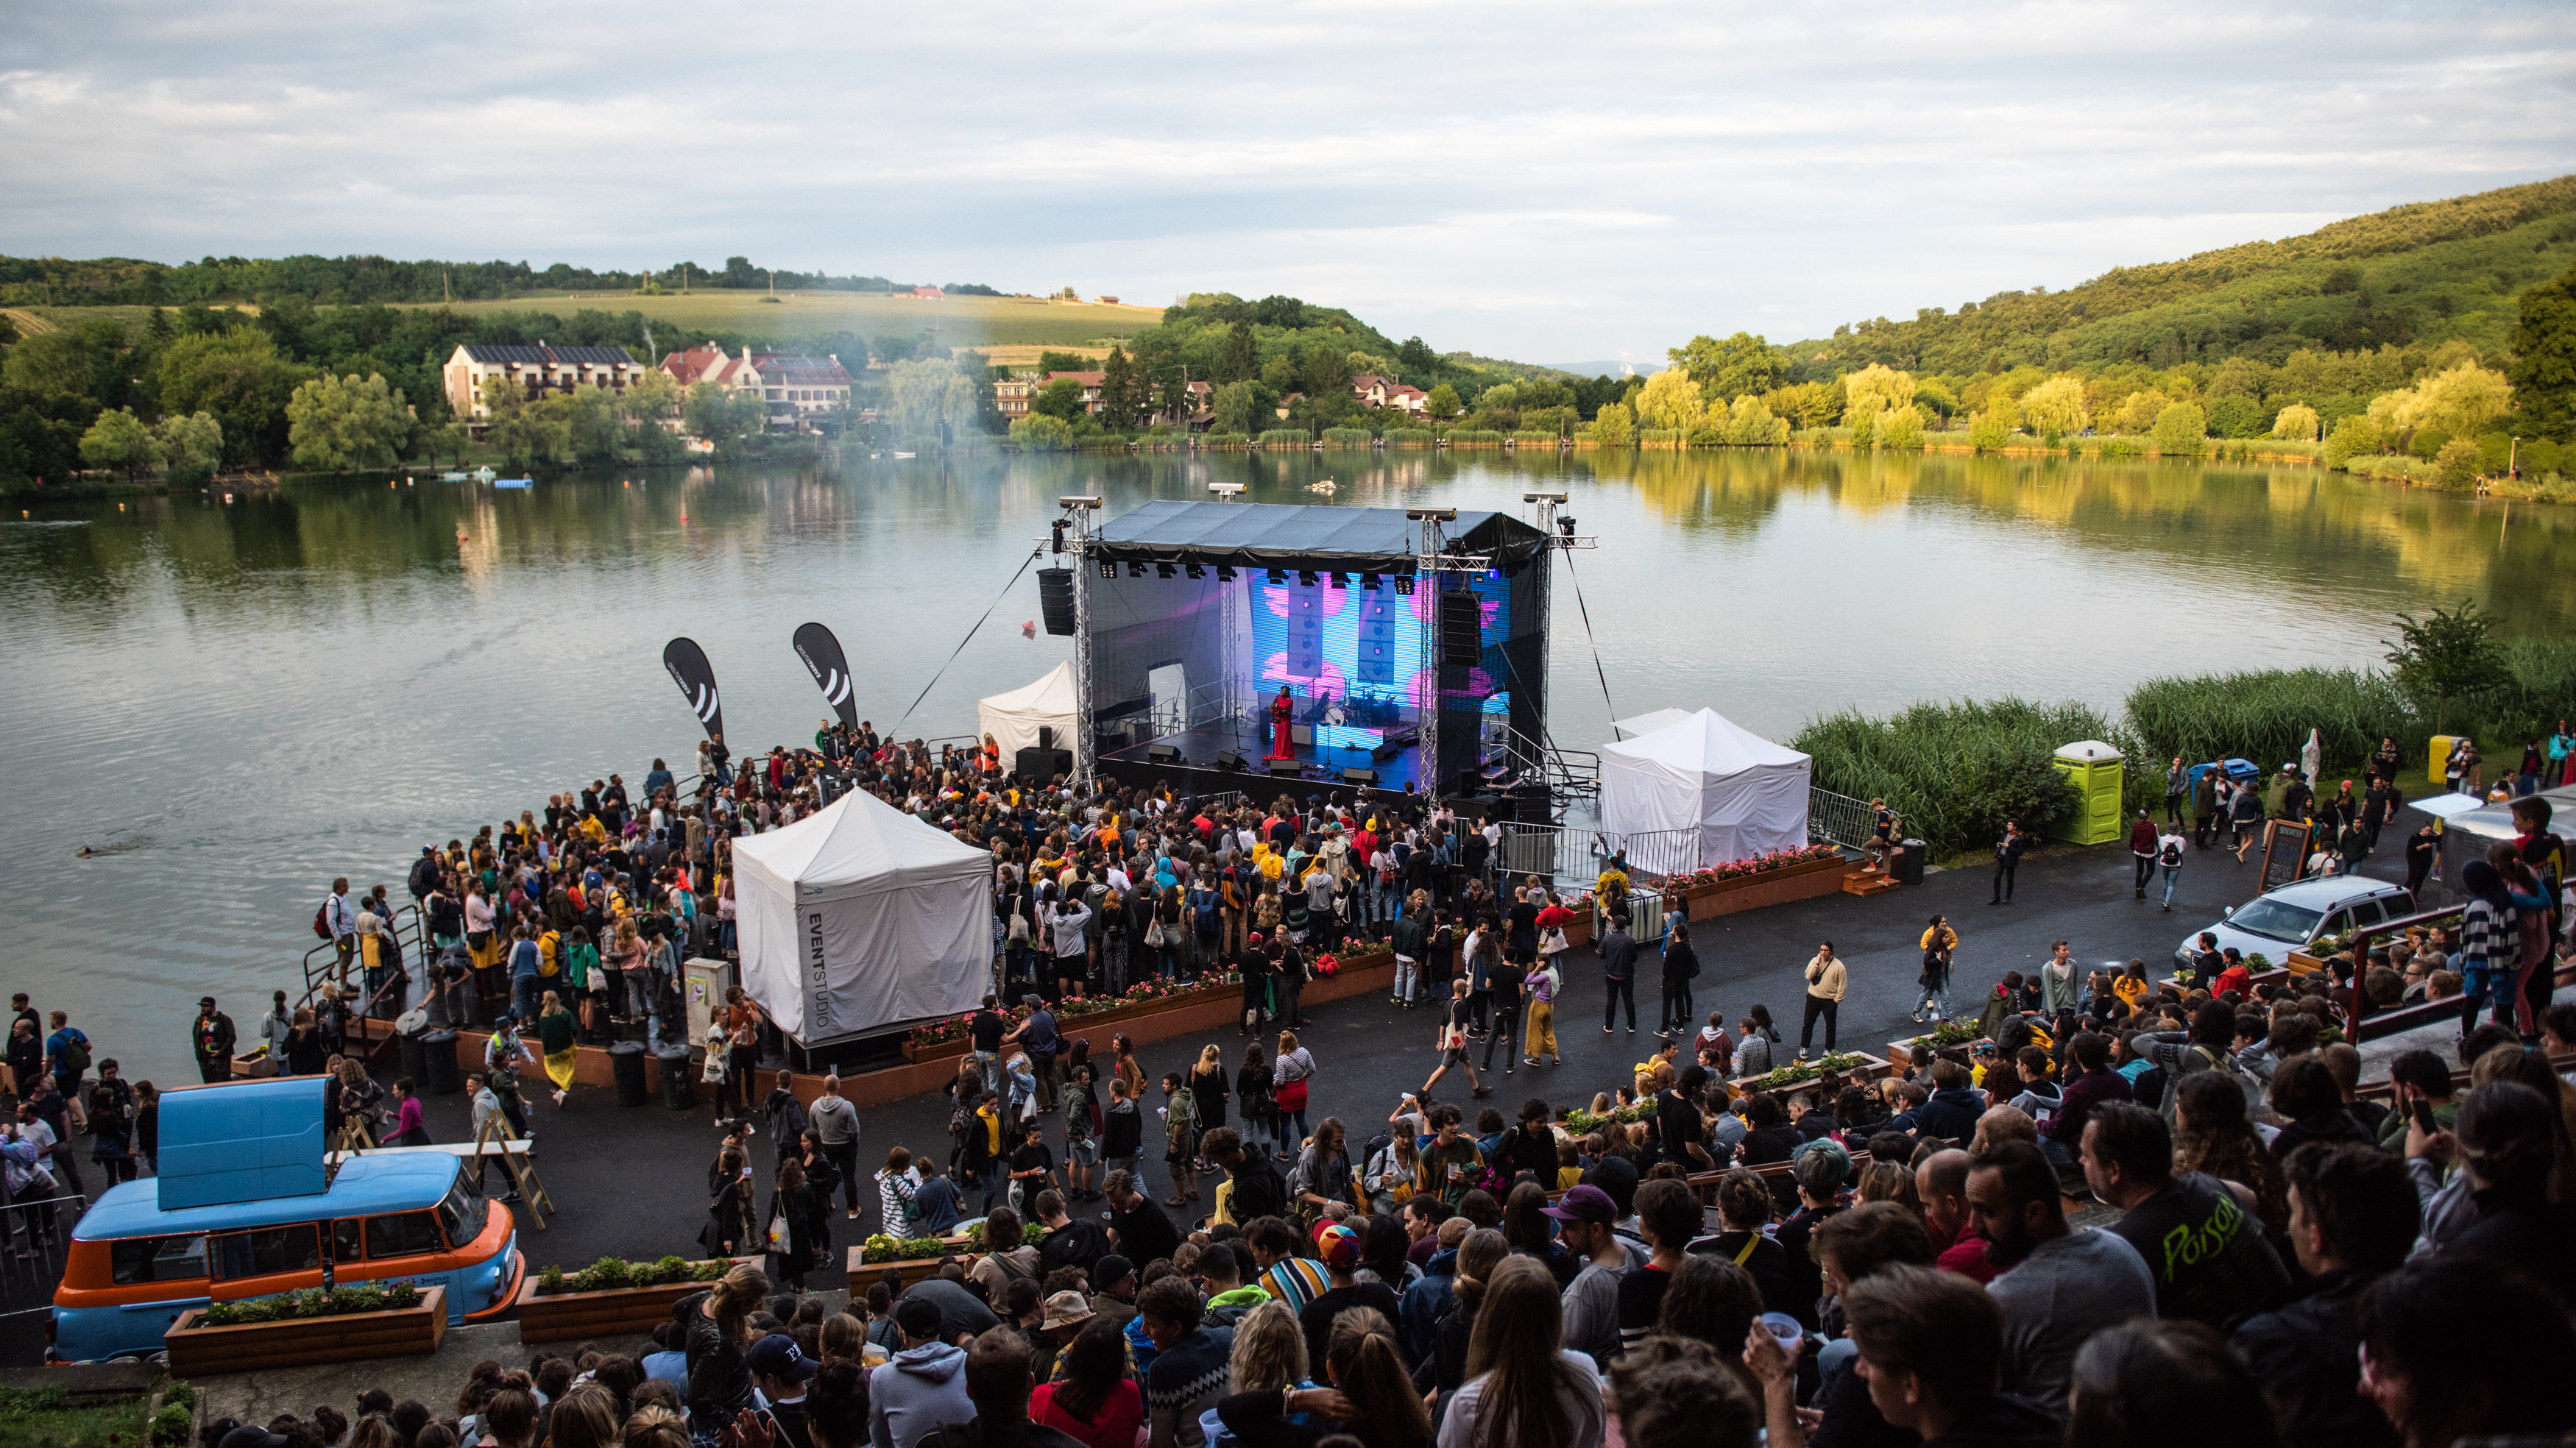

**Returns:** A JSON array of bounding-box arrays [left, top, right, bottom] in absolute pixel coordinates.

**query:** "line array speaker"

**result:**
[[1037, 568, 1078, 636], [1342, 767, 1379, 786], [1438, 592, 1482, 666], [1147, 744, 1182, 764], [1217, 751, 1248, 771]]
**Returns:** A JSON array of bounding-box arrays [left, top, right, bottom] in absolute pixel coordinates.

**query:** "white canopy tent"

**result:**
[[731, 789, 991, 1046], [1610, 708, 1694, 740], [1600, 709, 1813, 869], [977, 661, 1080, 763]]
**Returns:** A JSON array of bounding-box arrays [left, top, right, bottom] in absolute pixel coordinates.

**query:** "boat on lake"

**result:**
[[495, 478, 533, 489]]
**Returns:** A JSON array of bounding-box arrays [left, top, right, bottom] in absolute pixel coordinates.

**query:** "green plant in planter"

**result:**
[[539, 1264, 567, 1294]]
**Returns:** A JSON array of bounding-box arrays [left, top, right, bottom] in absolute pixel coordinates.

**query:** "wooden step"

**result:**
[[1840, 870, 1902, 897]]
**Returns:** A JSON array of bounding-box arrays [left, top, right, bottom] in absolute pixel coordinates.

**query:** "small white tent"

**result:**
[[1610, 708, 1693, 741], [1600, 709, 1812, 869], [731, 789, 991, 1046], [978, 661, 1080, 764]]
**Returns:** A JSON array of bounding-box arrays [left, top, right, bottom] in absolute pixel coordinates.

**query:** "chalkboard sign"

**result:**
[[2259, 820, 2310, 892]]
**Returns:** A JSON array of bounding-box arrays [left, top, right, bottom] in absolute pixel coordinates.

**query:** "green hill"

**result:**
[[1793, 174, 2576, 376]]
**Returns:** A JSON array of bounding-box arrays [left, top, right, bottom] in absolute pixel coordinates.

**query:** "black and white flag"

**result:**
[[793, 622, 860, 731], [662, 637, 726, 740]]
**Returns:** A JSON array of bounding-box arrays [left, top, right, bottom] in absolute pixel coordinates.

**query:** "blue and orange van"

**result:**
[[50, 1077, 522, 1362]]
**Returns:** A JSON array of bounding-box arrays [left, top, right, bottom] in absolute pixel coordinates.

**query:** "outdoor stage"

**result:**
[[1052, 499, 1563, 812]]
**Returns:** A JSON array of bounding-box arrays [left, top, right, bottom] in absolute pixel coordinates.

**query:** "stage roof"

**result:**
[[1094, 500, 1551, 572]]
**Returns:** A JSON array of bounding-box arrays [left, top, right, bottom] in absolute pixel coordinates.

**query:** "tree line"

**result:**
[[0, 253, 993, 308]]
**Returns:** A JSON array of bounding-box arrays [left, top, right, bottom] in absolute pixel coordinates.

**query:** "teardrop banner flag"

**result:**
[[793, 622, 860, 731], [662, 637, 725, 741]]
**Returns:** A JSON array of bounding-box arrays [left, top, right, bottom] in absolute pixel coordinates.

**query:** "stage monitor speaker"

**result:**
[[1342, 767, 1379, 786], [1015, 746, 1073, 779], [1217, 751, 1248, 771], [1037, 726, 1055, 749], [1439, 592, 1482, 666], [1147, 743, 1182, 764], [1037, 568, 1078, 636], [1268, 759, 1304, 778]]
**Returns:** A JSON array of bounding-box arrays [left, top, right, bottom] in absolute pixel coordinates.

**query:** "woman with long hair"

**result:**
[[1501, 1181, 1577, 1288], [1415, 1229, 1508, 1402], [1274, 1030, 1316, 1160], [1033, 1316, 1147, 1448], [1295, 1118, 1355, 1221], [2171, 1071, 2290, 1237], [1448, 1255, 1604, 1448], [1229, 1299, 1312, 1395], [682, 1262, 770, 1432], [701, 1158, 758, 1260], [876, 1146, 919, 1235], [1112, 1034, 1146, 1103], [1218, 1305, 1434, 1448], [536, 990, 578, 1107]]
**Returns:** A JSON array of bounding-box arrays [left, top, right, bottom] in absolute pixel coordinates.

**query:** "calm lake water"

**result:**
[[7, 448, 2570, 1080]]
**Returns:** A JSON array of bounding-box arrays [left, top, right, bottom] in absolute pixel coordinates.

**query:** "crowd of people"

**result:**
[[173, 717, 2576, 1448]]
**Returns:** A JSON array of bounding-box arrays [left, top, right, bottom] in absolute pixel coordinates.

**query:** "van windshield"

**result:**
[[2231, 898, 2324, 943], [438, 1170, 489, 1249]]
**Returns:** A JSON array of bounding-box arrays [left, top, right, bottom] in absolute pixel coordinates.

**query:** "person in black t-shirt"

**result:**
[[968, 996, 1008, 1100], [2083, 1101, 2286, 1327], [1009, 1121, 1058, 1206], [1656, 1068, 1713, 1174], [1480, 959, 1526, 1073]]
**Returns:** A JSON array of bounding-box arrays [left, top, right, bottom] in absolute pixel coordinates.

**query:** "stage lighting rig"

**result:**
[[1362, 573, 1381, 590], [1298, 570, 1318, 587], [1186, 564, 1206, 580], [1208, 482, 1247, 500], [1268, 569, 1287, 584], [1098, 560, 1116, 579], [1217, 566, 1237, 582], [1128, 562, 1147, 578], [1157, 563, 1175, 579]]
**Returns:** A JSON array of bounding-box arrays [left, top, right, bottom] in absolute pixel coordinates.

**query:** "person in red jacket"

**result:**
[[2129, 810, 2160, 898]]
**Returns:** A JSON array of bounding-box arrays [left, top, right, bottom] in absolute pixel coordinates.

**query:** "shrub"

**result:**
[[1967, 411, 2011, 452], [200, 1282, 422, 1326], [1448, 429, 1505, 447], [1795, 698, 2132, 856], [1512, 430, 1562, 445], [1008, 415, 1075, 452], [1256, 428, 1312, 448], [1588, 402, 1634, 447], [1200, 432, 1251, 448], [1321, 427, 1376, 447], [2126, 669, 2417, 779], [2151, 402, 2207, 455], [1384, 427, 1436, 447], [2434, 436, 2479, 490]]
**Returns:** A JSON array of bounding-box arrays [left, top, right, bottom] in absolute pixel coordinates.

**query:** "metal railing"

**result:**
[[1496, 820, 1699, 889], [0, 1185, 88, 1303], [1807, 785, 1879, 851]]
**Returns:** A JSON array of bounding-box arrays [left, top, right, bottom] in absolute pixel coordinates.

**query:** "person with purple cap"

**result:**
[[1547, 1183, 1644, 1366], [1295, 1221, 1402, 1372]]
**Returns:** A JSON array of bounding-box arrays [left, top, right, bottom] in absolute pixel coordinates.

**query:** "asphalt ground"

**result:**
[[5, 812, 2430, 1366], [419, 810, 2425, 1287]]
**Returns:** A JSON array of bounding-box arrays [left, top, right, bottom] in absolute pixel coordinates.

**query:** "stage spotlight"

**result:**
[[1050, 520, 1066, 555], [1268, 569, 1287, 584], [1128, 561, 1147, 578], [1156, 562, 1175, 579], [1298, 570, 1317, 587], [1098, 560, 1117, 579], [1559, 516, 1577, 536], [1217, 566, 1236, 582], [1186, 564, 1206, 580], [1394, 575, 1415, 595], [1362, 573, 1381, 591]]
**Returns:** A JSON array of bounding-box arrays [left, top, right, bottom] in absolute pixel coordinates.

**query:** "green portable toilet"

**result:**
[[2051, 739, 2126, 846]]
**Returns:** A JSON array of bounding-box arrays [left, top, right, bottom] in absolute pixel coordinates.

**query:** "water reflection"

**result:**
[[1, 447, 2566, 1079]]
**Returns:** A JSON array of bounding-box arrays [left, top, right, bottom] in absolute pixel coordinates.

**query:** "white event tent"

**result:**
[[977, 661, 1080, 762], [730, 789, 991, 1046], [1600, 708, 1812, 868]]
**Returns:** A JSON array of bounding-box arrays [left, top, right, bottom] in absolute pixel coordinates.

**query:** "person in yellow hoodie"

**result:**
[[1797, 940, 1848, 1060]]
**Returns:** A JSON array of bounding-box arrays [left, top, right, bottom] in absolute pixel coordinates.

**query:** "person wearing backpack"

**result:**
[[2155, 824, 2188, 912], [43, 1012, 92, 1132], [2131, 999, 2255, 1123]]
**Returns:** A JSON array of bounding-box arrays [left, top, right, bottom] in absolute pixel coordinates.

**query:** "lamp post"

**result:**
[[2509, 436, 2519, 478]]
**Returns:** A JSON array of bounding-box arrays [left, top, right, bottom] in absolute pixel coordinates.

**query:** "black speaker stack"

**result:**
[[1037, 569, 1078, 636]]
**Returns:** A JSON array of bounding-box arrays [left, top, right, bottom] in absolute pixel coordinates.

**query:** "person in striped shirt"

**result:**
[[1245, 1215, 1327, 1313]]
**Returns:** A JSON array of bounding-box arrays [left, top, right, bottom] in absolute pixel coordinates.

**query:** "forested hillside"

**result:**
[[0, 253, 990, 307], [1794, 174, 2576, 376]]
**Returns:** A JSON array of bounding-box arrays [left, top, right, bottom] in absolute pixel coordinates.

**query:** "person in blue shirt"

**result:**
[[507, 926, 545, 1024]]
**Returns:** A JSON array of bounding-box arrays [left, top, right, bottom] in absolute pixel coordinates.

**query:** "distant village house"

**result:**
[[660, 344, 853, 430], [442, 344, 645, 422]]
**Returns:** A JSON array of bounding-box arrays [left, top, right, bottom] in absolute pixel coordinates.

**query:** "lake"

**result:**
[[5, 446, 2567, 1080]]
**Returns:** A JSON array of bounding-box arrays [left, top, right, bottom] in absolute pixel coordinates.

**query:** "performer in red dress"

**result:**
[[1267, 686, 1295, 760]]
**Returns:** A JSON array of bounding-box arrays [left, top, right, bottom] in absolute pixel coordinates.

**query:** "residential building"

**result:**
[[1349, 375, 1429, 414], [994, 374, 1038, 421], [442, 343, 644, 421], [907, 287, 945, 299], [1045, 371, 1108, 415], [659, 344, 851, 428]]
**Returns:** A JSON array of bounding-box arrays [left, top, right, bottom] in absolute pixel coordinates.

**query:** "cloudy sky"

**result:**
[[6, 1, 2573, 363]]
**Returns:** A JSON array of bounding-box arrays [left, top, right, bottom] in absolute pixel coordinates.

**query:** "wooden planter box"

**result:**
[[907, 982, 1242, 1065], [1726, 1051, 1892, 1094], [1672, 856, 1853, 923], [515, 1261, 750, 1343], [164, 1286, 445, 1376], [845, 1235, 977, 1288]]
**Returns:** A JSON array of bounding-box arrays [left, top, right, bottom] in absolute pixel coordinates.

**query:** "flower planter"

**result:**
[[907, 982, 1243, 1064], [515, 1262, 749, 1344], [164, 1286, 445, 1377], [846, 1235, 977, 1288], [1677, 856, 1853, 922], [1726, 1051, 1892, 1095]]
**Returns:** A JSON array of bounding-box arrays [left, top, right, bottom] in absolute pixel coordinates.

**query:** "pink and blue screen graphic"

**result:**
[[1250, 572, 1510, 721]]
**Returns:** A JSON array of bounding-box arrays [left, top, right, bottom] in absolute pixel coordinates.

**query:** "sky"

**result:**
[[6, 1, 2575, 365]]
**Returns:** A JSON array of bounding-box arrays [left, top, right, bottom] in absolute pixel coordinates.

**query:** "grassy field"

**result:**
[[14, 291, 1164, 349]]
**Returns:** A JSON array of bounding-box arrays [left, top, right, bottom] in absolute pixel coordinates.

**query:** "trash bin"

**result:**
[[658, 1043, 696, 1110], [609, 1041, 650, 1107], [421, 1029, 461, 1095], [1895, 839, 1927, 887], [397, 1027, 429, 1084]]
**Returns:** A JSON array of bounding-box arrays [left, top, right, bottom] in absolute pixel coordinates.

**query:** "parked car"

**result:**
[[2174, 876, 2416, 973]]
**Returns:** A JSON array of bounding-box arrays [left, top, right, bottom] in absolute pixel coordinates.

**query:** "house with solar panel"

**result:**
[[441, 342, 648, 424]]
